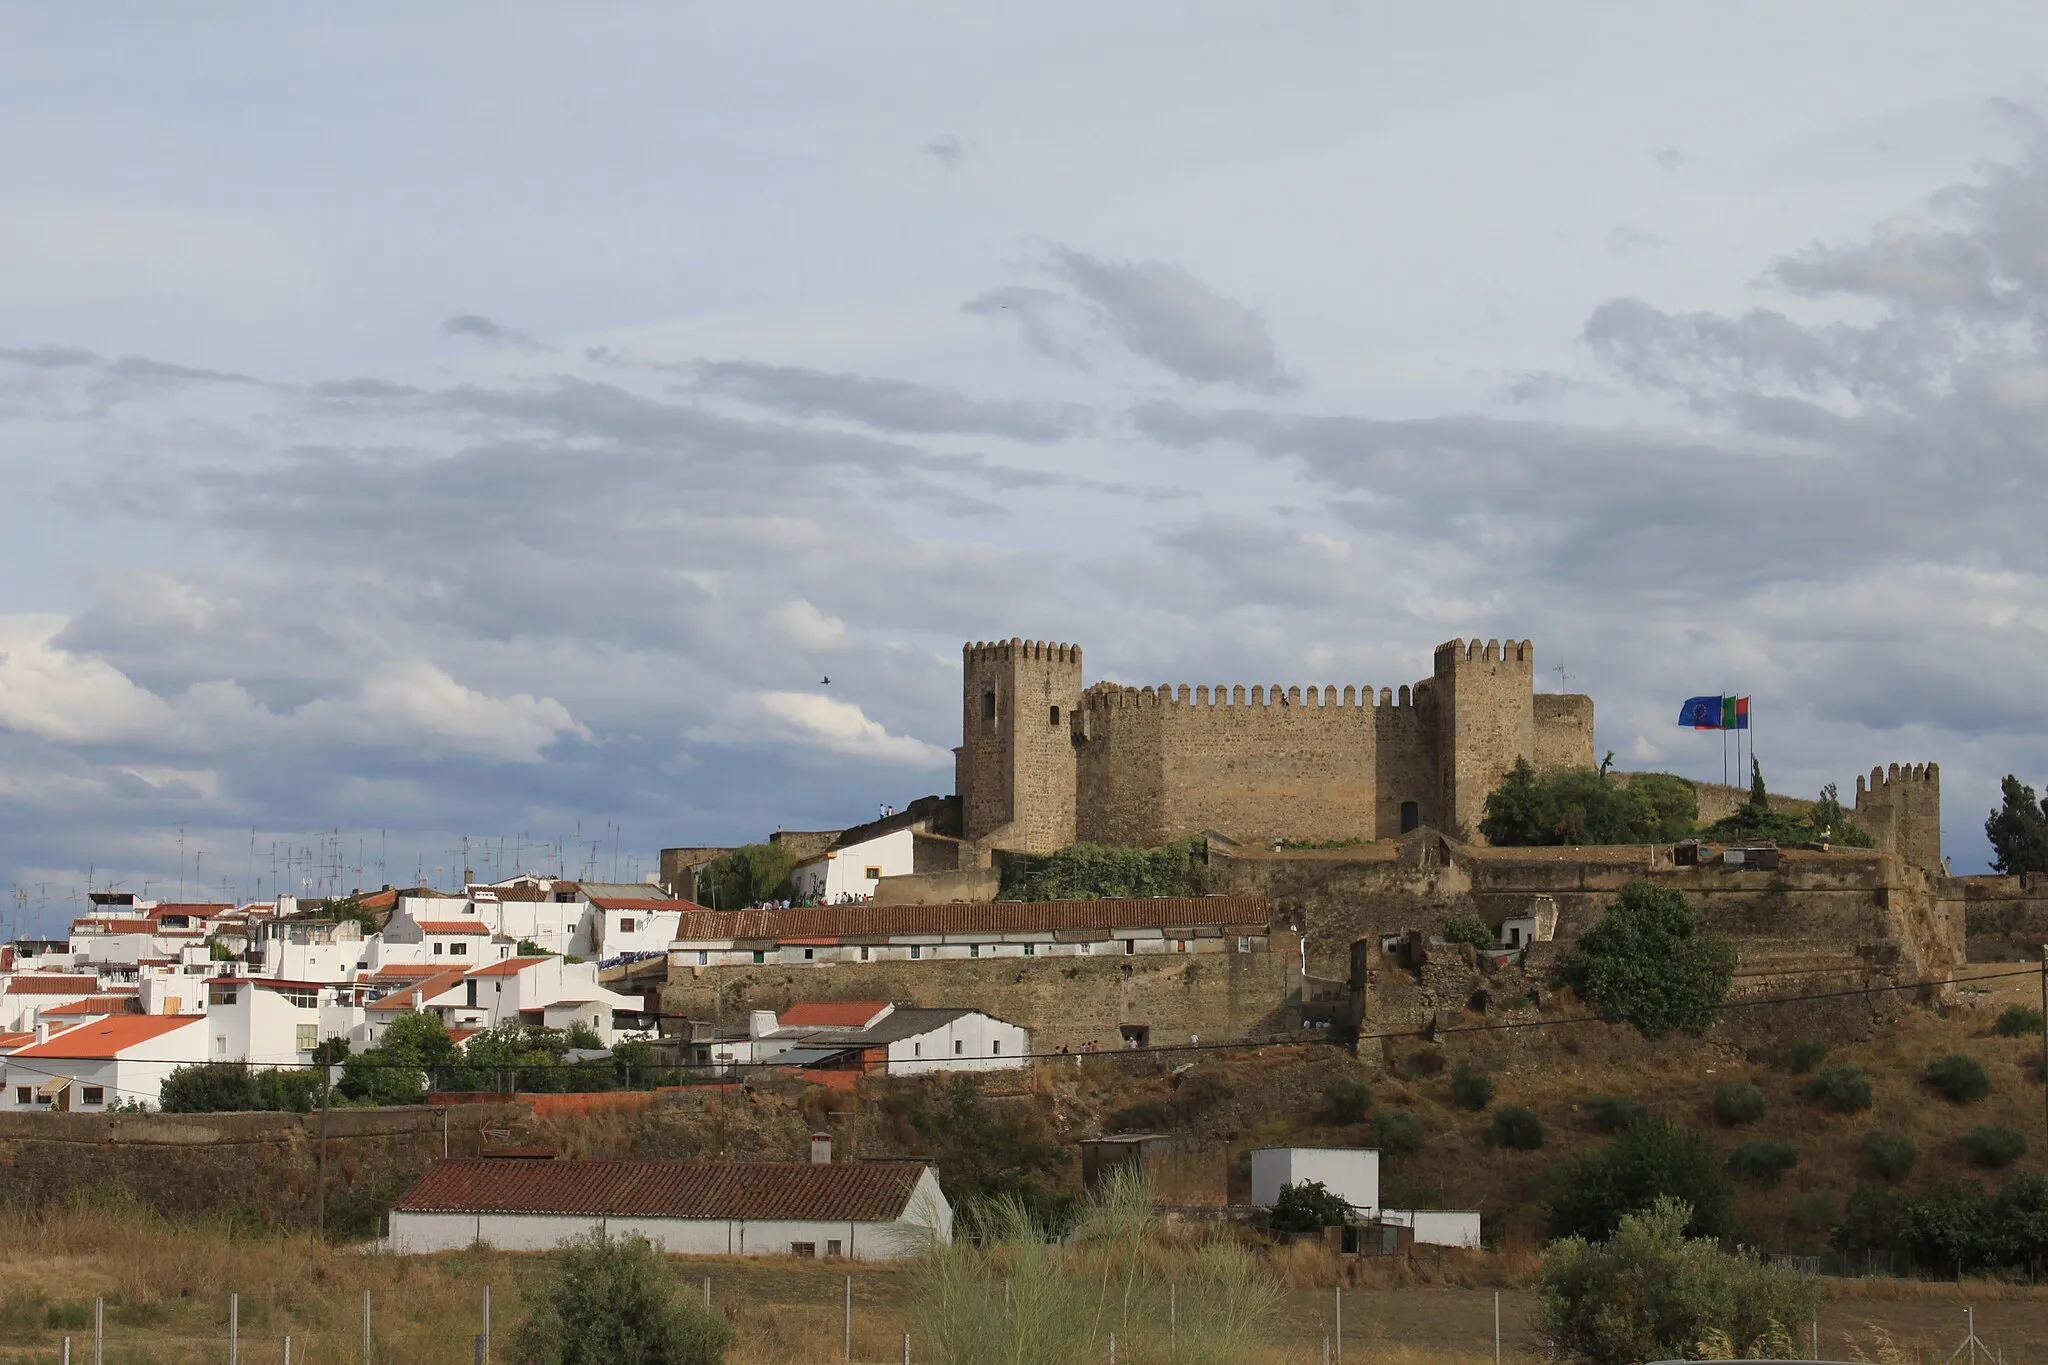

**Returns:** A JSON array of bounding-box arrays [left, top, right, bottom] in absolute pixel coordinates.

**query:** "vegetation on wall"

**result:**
[[1000, 836, 1213, 902], [1480, 760, 1698, 847], [1985, 774, 2048, 875], [1560, 882, 1734, 1039]]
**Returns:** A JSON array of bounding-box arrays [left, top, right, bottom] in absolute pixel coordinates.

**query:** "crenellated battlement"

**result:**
[[1857, 762, 1940, 799], [1434, 637, 1533, 669], [1080, 681, 1422, 713], [964, 638, 1082, 665]]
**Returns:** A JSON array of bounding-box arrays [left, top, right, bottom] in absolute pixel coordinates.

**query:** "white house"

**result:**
[[386, 1157, 951, 1261], [202, 977, 347, 1066], [0, 973, 105, 1032], [789, 826, 916, 904], [1251, 1147, 1381, 1216], [709, 1001, 1031, 1080], [457, 956, 641, 1042], [583, 894, 698, 961], [379, 908, 509, 968], [1, 1014, 208, 1111]]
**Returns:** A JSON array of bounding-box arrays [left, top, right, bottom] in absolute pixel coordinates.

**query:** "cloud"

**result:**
[[1605, 226, 1666, 257], [962, 285, 1090, 367], [0, 344, 97, 368], [922, 135, 965, 169], [1770, 217, 2008, 313], [1048, 247, 1292, 390], [705, 692, 952, 767], [1650, 147, 1689, 171], [695, 359, 1090, 442], [442, 314, 540, 348], [766, 600, 850, 652]]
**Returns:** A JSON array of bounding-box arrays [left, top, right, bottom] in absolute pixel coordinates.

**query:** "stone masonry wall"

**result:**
[[1533, 693, 1596, 772], [661, 939, 1300, 1052], [0, 1104, 522, 1228], [1433, 639, 1538, 840]]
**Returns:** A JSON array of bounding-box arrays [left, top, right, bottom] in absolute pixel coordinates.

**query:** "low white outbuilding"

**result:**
[[1250, 1146, 1380, 1215], [387, 1158, 951, 1261]]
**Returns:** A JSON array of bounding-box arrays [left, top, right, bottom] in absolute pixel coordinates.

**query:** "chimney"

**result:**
[[748, 1009, 779, 1039], [810, 1132, 833, 1165]]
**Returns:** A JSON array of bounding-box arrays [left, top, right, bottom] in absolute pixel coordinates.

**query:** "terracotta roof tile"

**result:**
[[3, 975, 102, 995], [393, 1159, 929, 1222], [585, 895, 704, 912], [42, 996, 142, 1017], [418, 920, 492, 935], [671, 895, 1269, 942], [10, 1015, 203, 1058], [779, 1001, 891, 1028], [467, 957, 552, 977]]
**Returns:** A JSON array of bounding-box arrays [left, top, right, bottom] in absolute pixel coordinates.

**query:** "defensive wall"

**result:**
[[0, 1103, 523, 1229], [958, 635, 1595, 856], [660, 936, 1301, 1053], [1960, 873, 2048, 962]]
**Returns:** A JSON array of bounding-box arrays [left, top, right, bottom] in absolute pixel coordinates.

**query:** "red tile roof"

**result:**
[[368, 969, 467, 1011], [586, 895, 704, 912], [369, 964, 442, 979], [150, 904, 227, 916], [0, 1031, 34, 1051], [2, 975, 102, 995], [10, 1015, 202, 1058], [466, 956, 552, 977], [393, 1159, 930, 1222], [418, 921, 492, 935], [71, 918, 155, 933], [670, 895, 1270, 942], [42, 996, 142, 1017], [779, 1001, 891, 1028]]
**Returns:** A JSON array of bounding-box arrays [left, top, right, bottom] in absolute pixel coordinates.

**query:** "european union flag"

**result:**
[[1679, 696, 1724, 730]]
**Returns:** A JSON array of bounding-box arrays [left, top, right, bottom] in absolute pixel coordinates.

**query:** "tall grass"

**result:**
[[909, 1167, 1279, 1365]]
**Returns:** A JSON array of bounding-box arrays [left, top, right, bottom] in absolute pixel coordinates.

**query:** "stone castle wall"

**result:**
[[661, 937, 1301, 1052], [959, 640, 1083, 851], [1853, 763, 1942, 873]]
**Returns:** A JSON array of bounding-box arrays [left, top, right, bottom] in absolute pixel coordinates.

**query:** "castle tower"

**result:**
[[1853, 763, 1942, 873], [957, 639, 1083, 853], [1432, 639, 1537, 840]]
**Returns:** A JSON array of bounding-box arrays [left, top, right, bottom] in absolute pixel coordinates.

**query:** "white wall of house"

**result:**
[[491, 900, 598, 958], [0, 1019, 208, 1110], [1250, 1148, 1380, 1214], [1381, 1209, 1483, 1248], [789, 829, 915, 903], [883, 1014, 1030, 1076], [601, 908, 681, 959]]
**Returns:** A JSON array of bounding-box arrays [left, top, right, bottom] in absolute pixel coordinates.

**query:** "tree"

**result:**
[[1321, 1078, 1371, 1125], [323, 893, 380, 935], [1808, 783, 1875, 848], [1481, 761, 1699, 848], [1373, 1108, 1423, 1157], [1560, 882, 1734, 1038], [159, 1063, 263, 1113], [1489, 1106, 1545, 1150], [1701, 759, 1811, 845], [893, 1076, 1071, 1226], [1540, 1116, 1735, 1242], [1985, 775, 2048, 875], [512, 1229, 733, 1365], [1480, 758, 1549, 846], [337, 1010, 462, 1105], [699, 842, 794, 909], [1269, 1179, 1351, 1233], [1540, 1198, 1827, 1365], [1439, 915, 1496, 951]]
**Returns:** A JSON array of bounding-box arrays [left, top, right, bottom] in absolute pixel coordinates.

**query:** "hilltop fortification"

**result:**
[[954, 636, 1594, 854]]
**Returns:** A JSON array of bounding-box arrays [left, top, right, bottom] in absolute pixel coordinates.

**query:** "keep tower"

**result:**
[[956, 639, 1083, 853], [1432, 639, 1538, 839]]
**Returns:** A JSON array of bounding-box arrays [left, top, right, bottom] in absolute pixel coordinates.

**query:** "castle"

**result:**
[[955, 637, 1596, 854]]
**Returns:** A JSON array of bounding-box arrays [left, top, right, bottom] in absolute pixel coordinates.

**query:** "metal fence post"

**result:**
[[229, 1293, 239, 1365], [362, 1288, 372, 1364], [283, 1336, 292, 1365], [704, 1275, 712, 1309], [1169, 1282, 1176, 1360], [902, 1332, 910, 1365], [93, 1296, 102, 1365], [61, 1337, 71, 1365], [474, 1335, 487, 1365], [483, 1283, 492, 1361], [1493, 1290, 1501, 1365], [844, 1274, 852, 1363], [1334, 1286, 1341, 1364]]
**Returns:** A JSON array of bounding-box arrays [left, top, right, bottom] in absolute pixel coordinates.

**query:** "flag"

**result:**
[[1726, 696, 1750, 731], [1679, 696, 1723, 729]]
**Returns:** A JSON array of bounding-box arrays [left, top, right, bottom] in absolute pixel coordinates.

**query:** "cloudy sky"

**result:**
[[3, 4, 2045, 930]]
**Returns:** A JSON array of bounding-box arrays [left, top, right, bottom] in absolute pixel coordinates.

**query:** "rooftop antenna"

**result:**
[[1552, 662, 1575, 693], [178, 827, 186, 899]]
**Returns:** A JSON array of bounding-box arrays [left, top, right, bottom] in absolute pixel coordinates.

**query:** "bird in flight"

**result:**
[[820, 676, 831, 685]]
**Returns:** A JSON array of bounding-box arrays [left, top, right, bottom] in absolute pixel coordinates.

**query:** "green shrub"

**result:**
[[1711, 1082, 1766, 1126], [1725, 1140, 1799, 1187], [1782, 1041, 1828, 1074], [1489, 1106, 1545, 1150], [1858, 1129, 1916, 1183], [1926, 1053, 1991, 1103], [1439, 915, 1497, 951], [1835, 1173, 2048, 1275], [1270, 1179, 1352, 1233], [1449, 1060, 1495, 1111], [512, 1229, 733, 1365], [1002, 837, 1212, 901], [1961, 1125, 2028, 1169], [1994, 1005, 2044, 1037], [1807, 1064, 1873, 1113], [1583, 1095, 1647, 1133], [1392, 1049, 1445, 1080], [1321, 1078, 1372, 1126], [1539, 1198, 1826, 1365], [1481, 760, 1699, 847], [698, 842, 794, 910], [1373, 1108, 1423, 1157], [1560, 882, 1735, 1038], [1541, 1117, 1734, 1242]]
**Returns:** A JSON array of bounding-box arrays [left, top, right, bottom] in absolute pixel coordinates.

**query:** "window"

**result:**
[[991, 1039, 1001, 1055], [752, 950, 766, 965], [297, 1023, 318, 1052], [208, 984, 238, 1006], [1400, 800, 1421, 834], [1124, 939, 1136, 956], [981, 689, 996, 723], [451, 942, 468, 956], [215, 1035, 227, 1056], [859, 946, 870, 962], [1049, 705, 1061, 726], [1023, 942, 1035, 957], [697, 950, 708, 966], [914, 1042, 921, 1057], [969, 943, 980, 958], [433, 942, 445, 956], [791, 1242, 816, 1258], [826, 1239, 843, 1258], [910, 945, 922, 960], [954, 1039, 963, 1055], [81, 1086, 104, 1106], [13, 1087, 28, 1105], [864, 866, 882, 881], [279, 987, 318, 1008], [619, 917, 636, 933], [803, 947, 814, 961]]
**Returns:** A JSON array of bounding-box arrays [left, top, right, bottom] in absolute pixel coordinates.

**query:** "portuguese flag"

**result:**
[[1678, 695, 1749, 730]]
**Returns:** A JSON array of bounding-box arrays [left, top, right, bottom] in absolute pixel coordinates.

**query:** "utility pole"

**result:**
[[316, 1055, 332, 1237], [2039, 945, 2046, 1168]]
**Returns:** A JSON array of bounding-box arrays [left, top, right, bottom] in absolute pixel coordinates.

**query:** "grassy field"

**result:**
[[0, 1200, 2044, 1365]]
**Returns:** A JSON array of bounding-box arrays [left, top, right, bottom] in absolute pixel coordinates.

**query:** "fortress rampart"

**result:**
[[957, 635, 1593, 853]]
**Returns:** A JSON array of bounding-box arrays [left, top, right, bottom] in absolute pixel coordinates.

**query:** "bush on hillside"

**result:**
[[1858, 1129, 1917, 1183], [1539, 1198, 1827, 1365], [1725, 1140, 1799, 1187], [1994, 1005, 2044, 1037], [1439, 915, 1497, 951], [1781, 1041, 1829, 1074], [1481, 761, 1699, 847], [1373, 1108, 1423, 1158], [1926, 1053, 1991, 1103], [1711, 1082, 1766, 1126], [1321, 1078, 1372, 1126], [1449, 1060, 1495, 1111], [1392, 1049, 1446, 1080], [1001, 837, 1213, 902], [890, 1075, 1072, 1228], [1836, 1173, 2048, 1275], [1269, 1179, 1352, 1233], [1961, 1125, 2028, 1169], [1583, 1095, 1648, 1133], [1807, 1064, 1873, 1113], [513, 1229, 732, 1365], [1541, 1116, 1735, 1242], [1489, 1106, 1545, 1150], [1560, 881, 1735, 1038]]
